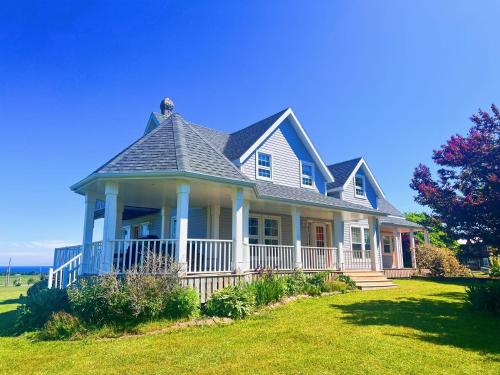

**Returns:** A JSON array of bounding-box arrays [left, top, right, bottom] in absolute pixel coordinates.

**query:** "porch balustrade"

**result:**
[[249, 244, 295, 270], [301, 246, 338, 270], [343, 249, 372, 270], [48, 252, 82, 289], [187, 239, 233, 273]]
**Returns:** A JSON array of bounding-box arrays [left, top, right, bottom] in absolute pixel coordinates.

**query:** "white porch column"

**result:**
[[82, 192, 96, 274], [409, 232, 417, 269], [101, 182, 119, 273], [369, 216, 382, 271], [292, 207, 302, 269], [232, 188, 245, 272], [242, 200, 250, 270], [210, 204, 220, 239], [393, 229, 404, 268], [175, 181, 190, 274], [334, 213, 344, 270], [161, 206, 171, 238]]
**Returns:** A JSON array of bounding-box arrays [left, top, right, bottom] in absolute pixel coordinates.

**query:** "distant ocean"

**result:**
[[0, 266, 50, 274]]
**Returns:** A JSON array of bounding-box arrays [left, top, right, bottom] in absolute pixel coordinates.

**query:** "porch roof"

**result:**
[[255, 181, 385, 216], [379, 216, 423, 230]]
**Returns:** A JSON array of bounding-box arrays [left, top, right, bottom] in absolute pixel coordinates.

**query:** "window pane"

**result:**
[[363, 229, 371, 250], [249, 238, 259, 244], [249, 217, 259, 236], [258, 153, 271, 167], [258, 168, 271, 178], [264, 219, 278, 237], [264, 238, 279, 245], [351, 227, 362, 243]]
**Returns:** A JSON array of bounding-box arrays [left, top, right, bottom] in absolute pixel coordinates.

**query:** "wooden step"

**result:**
[[342, 271, 397, 291]]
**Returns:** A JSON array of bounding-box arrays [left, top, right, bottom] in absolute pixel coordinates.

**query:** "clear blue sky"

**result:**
[[1, 0, 499, 265]]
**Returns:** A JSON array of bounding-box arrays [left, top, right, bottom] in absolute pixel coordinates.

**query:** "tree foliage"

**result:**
[[410, 104, 500, 249], [405, 211, 459, 250]]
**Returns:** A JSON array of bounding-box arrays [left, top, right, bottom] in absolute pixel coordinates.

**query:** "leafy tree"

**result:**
[[404, 212, 459, 250], [410, 104, 500, 251]]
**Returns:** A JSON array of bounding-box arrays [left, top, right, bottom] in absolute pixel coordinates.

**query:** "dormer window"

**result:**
[[257, 152, 272, 180], [354, 174, 366, 198], [300, 161, 314, 187]]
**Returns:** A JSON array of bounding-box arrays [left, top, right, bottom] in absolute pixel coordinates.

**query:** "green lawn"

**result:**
[[0, 279, 499, 374]]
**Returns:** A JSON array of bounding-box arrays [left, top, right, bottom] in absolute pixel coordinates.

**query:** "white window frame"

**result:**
[[256, 151, 273, 181], [247, 214, 281, 244], [350, 225, 370, 259], [354, 174, 366, 198], [300, 160, 315, 188], [248, 215, 260, 244], [170, 216, 177, 238]]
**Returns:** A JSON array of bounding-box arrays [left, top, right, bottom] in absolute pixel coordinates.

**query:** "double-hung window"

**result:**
[[257, 152, 272, 180], [354, 174, 366, 198], [247, 215, 281, 245], [263, 217, 280, 245], [249, 216, 260, 244], [350, 226, 370, 259], [300, 161, 314, 187]]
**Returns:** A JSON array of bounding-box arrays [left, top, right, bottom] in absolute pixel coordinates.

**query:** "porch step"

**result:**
[[343, 271, 397, 291]]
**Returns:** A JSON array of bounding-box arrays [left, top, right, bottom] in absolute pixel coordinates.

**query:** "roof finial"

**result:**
[[160, 97, 174, 116]]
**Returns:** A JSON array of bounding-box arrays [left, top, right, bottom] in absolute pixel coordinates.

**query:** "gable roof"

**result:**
[[327, 157, 362, 189], [327, 157, 385, 198], [90, 113, 250, 183], [377, 197, 403, 217]]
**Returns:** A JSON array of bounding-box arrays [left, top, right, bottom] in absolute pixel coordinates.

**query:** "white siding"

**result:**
[[341, 168, 378, 209]]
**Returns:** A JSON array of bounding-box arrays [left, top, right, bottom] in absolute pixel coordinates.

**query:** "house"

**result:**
[[50, 98, 424, 294]]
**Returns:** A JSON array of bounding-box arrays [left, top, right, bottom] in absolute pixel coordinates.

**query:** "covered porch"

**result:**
[[50, 177, 385, 288]]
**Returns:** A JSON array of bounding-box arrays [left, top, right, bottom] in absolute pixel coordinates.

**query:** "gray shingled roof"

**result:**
[[94, 114, 250, 182], [379, 216, 423, 229], [327, 157, 362, 189], [189, 108, 288, 161], [255, 181, 383, 215], [377, 198, 403, 217]]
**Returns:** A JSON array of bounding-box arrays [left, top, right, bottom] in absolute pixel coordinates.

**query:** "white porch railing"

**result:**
[[301, 246, 338, 270], [84, 241, 103, 274], [187, 239, 233, 273], [111, 239, 177, 273], [48, 253, 82, 289], [249, 244, 295, 270], [53, 245, 82, 269], [344, 249, 372, 270]]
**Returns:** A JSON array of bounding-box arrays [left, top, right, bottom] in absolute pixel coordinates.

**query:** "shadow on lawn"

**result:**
[[333, 295, 500, 357], [0, 296, 21, 337]]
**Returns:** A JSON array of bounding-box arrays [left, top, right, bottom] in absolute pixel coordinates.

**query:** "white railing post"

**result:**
[[242, 200, 250, 271], [292, 207, 302, 269], [48, 267, 54, 289]]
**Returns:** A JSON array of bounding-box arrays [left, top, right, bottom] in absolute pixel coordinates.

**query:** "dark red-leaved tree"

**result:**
[[410, 104, 500, 250]]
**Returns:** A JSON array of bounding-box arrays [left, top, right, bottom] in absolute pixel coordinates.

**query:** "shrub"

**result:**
[[13, 278, 22, 287], [251, 272, 288, 306], [16, 281, 70, 330], [303, 283, 321, 297], [204, 285, 255, 319], [27, 278, 37, 285], [335, 274, 357, 290], [466, 282, 500, 315], [489, 256, 500, 278], [307, 271, 330, 290], [68, 274, 131, 326], [415, 245, 472, 277], [321, 280, 348, 294], [38, 311, 83, 340], [123, 273, 178, 320], [164, 286, 200, 319], [284, 270, 308, 295]]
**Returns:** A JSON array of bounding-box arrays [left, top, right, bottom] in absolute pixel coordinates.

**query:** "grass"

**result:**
[[0, 279, 499, 374], [0, 274, 42, 287]]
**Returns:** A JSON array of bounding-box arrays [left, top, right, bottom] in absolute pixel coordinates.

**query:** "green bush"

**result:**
[[13, 278, 22, 287], [27, 278, 37, 285], [204, 285, 255, 319], [303, 283, 322, 297], [416, 245, 472, 277], [38, 311, 84, 340], [335, 274, 357, 290], [466, 282, 500, 315], [251, 273, 287, 306], [164, 286, 200, 319], [16, 281, 70, 331], [321, 280, 348, 294], [284, 270, 307, 295], [489, 256, 500, 278]]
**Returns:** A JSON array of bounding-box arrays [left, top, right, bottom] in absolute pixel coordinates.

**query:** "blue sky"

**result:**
[[1, 0, 499, 265]]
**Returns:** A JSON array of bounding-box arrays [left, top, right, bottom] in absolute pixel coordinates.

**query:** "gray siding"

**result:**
[[240, 119, 327, 194], [219, 208, 233, 240], [122, 213, 162, 238], [341, 167, 378, 209]]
